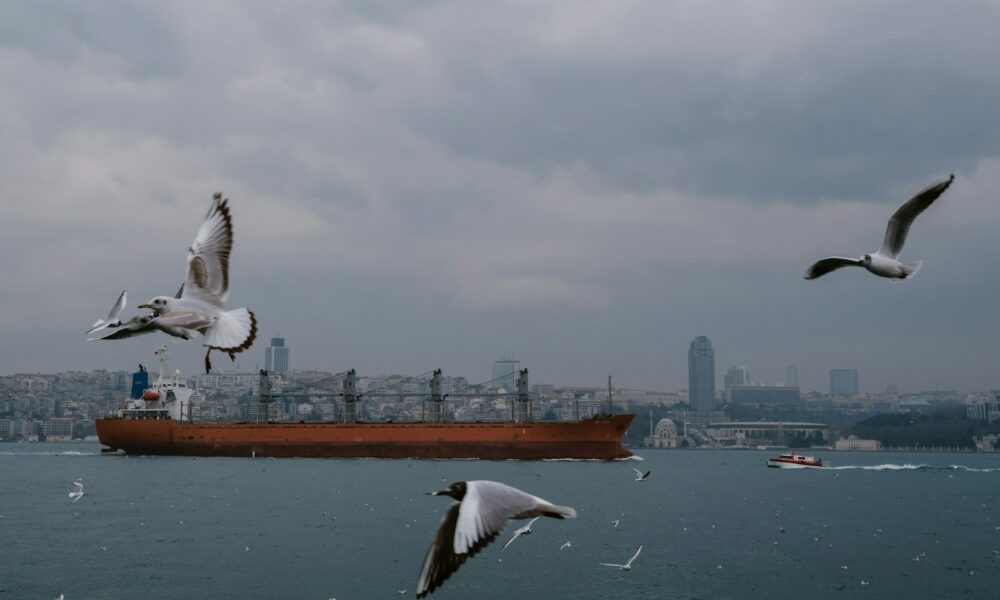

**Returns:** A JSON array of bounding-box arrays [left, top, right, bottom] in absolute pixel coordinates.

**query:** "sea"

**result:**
[[1, 443, 997, 600]]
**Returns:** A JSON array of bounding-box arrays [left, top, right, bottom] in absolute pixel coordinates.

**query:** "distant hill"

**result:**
[[851, 405, 999, 449]]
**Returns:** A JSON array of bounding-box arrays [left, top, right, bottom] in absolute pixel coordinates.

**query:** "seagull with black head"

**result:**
[[416, 480, 576, 598], [137, 193, 257, 372]]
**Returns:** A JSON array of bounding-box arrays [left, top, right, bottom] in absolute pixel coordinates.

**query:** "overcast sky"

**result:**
[[2, 1, 999, 393]]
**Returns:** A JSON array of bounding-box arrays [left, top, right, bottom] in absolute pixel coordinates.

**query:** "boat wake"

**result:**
[[822, 463, 999, 473]]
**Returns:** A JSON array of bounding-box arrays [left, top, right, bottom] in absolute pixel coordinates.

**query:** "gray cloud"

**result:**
[[1, 1, 999, 392]]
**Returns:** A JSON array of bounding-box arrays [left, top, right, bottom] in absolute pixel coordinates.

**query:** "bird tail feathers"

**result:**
[[203, 308, 258, 354], [902, 260, 923, 279]]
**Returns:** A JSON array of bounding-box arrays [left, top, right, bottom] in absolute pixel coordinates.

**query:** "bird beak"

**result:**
[[138, 303, 153, 309], [427, 490, 447, 496]]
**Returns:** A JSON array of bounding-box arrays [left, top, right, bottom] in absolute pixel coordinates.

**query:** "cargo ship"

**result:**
[[96, 350, 634, 460]]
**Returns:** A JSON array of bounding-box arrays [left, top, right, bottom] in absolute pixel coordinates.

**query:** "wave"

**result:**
[[0, 450, 96, 456], [823, 463, 999, 472]]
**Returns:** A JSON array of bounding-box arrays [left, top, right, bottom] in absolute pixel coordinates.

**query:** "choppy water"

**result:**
[[1, 443, 998, 600]]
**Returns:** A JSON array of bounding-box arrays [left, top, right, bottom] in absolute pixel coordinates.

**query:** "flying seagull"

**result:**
[[611, 518, 621, 529], [632, 468, 651, 481], [559, 541, 572, 551], [501, 516, 541, 551], [416, 480, 576, 598], [137, 193, 257, 373], [88, 313, 200, 342], [600, 545, 642, 571], [69, 480, 85, 503], [804, 175, 954, 281], [86, 290, 127, 335]]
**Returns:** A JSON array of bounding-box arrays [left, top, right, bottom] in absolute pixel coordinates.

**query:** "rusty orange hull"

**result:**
[[95, 415, 635, 460]]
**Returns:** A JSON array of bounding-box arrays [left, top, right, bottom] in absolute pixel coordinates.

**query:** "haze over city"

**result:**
[[3, 2, 1000, 392]]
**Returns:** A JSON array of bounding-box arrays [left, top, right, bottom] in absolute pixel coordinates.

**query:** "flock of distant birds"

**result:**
[[71, 173, 956, 598], [66, 469, 652, 598]]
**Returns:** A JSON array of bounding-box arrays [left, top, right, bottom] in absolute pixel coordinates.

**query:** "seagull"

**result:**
[[632, 468, 651, 481], [600, 545, 642, 571], [416, 480, 576, 598], [68, 480, 85, 503], [86, 290, 127, 334], [137, 194, 257, 373], [560, 541, 572, 551], [502, 516, 540, 550], [804, 175, 955, 281], [611, 519, 621, 529], [88, 313, 199, 342]]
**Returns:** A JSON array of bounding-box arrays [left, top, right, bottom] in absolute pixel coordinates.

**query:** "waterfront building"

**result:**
[[966, 392, 1000, 423], [688, 336, 716, 413], [726, 385, 801, 406], [835, 436, 882, 451], [44, 417, 74, 440], [830, 369, 859, 397], [707, 421, 827, 446], [264, 337, 290, 374]]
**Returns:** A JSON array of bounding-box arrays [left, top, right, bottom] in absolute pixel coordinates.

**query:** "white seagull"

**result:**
[[89, 313, 200, 342], [804, 175, 954, 281], [137, 193, 257, 373], [611, 518, 621, 529], [600, 545, 642, 571], [501, 516, 541, 550], [632, 468, 651, 481], [69, 480, 85, 503], [86, 290, 127, 335], [559, 541, 572, 551], [416, 480, 576, 598]]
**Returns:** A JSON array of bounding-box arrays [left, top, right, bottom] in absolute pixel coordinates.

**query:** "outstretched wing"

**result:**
[[879, 174, 954, 258], [181, 193, 233, 306], [804, 257, 864, 280], [501, 529, 523, 551], [86, 291, 128, 334], [417, 503, 483, 598], [89, 318, 155, 341], [626, 545, 643, 567], [107, 290, 126, 320]]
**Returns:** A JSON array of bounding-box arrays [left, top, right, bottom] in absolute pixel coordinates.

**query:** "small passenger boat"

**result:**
[[767, 452, 823, 468]]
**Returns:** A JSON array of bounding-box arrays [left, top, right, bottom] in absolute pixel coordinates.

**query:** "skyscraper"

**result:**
[[688, 336, 716, 413], [491, 354, 519, 392], [724, 365, 750, 389], [830, 369, 858, 397], [785, 365, 799, 388], [265, 337, 290, 374]]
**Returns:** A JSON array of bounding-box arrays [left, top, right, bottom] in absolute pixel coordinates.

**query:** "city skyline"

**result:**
[[2, 3, 1000, 392]]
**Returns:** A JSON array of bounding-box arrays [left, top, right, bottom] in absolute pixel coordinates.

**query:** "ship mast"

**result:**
[[154, 345, 168, 392], [607, 375, 613, 416]]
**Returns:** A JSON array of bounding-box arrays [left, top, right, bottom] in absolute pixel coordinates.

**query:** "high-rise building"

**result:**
[[724, 365, 750, 389], [785, 365, 799, 388], [688, 336, 716, 413], [491, 354, 519, 392], [265, 337, 290, 374], [830, 369, 858, 397]]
